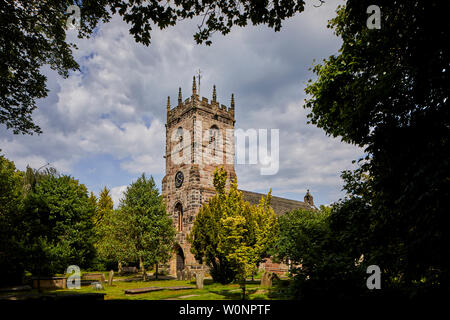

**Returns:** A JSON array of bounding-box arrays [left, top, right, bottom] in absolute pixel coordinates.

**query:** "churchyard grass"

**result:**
[[8, 278, 287, 300]]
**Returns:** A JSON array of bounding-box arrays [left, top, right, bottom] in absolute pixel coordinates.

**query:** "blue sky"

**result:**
[[0, 0, 363, 207]]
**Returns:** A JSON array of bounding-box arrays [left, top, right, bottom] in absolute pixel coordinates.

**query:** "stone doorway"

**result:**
[[176, 247, 185, 271]]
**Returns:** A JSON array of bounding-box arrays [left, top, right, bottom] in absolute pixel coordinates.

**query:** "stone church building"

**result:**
[[162, 77, 315, 276]]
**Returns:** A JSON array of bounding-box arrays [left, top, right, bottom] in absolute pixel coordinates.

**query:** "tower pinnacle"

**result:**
[[192, 76, 197, 95], [212, 85, 217, 102], [178, 87, 182, 105]]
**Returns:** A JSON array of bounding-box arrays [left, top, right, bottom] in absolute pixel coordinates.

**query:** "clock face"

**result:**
[[175, 171, 184, 188]]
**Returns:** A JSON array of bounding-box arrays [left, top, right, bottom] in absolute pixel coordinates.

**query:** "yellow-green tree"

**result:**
[[219, 182, 279, 299], [189, 167, 279, 297], [94, 187, 114, 226]]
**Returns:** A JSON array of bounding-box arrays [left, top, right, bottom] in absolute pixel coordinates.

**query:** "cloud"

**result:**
[[0, 0, 361, 205], [110, 185, 127, 208], [235, 99, 363, 204]]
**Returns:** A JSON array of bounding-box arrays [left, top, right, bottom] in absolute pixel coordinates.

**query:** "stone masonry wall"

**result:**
[[162, 86, 236, 275]]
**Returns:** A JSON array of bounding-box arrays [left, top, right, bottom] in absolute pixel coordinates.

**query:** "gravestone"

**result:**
[[82, 273, 105, 284], [195, 272, 204, 290], [108, 270, 114, 286], [91, 282, 104, 290], [186, 268, 192, 281], [260, 271, 273, 287], [181, 269, 186, 280], [177, 270, 182, 280], [122, 266, 137, 274]]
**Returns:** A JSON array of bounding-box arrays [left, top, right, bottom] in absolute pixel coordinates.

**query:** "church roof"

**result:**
[[239, 189, 313, 216]]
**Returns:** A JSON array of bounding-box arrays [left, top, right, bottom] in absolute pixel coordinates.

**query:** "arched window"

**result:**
[[175, 202, 183, 231]]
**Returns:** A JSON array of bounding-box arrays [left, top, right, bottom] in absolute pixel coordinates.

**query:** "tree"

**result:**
[[0, 153, 25, 285], [22, 172, 97, 276], [189, 166, 279, 295], [97, 173, 176, 280], [94, 187, 113, 226], [218, 186, 279, 299], [189, 168, 237, 284], [276, 206, 365, 299], [305, 0, 450, 294], [88, 191, 98, 220], [1, 0, 306, 135], [96, 208, 137, 274]]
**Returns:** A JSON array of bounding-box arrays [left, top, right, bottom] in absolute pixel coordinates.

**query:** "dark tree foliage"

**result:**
[[305, 0, 450, 295], [0, 153, 25, 285], [1, 156, 98, 281], [116, 173, 176, 279], [276, 207, 367, 299], [1, 0, 305, 135], [22, 172, 97, 276]]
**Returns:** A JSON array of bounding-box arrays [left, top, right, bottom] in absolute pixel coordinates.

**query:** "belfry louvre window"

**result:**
[[209, 125, 219, 157]]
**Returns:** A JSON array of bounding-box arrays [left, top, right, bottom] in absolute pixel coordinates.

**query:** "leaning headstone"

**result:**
[[108, 270, 114, 286], [260, 271, 273, 287], [260, 272, 266, 286], [177, 270, 182, 280], [195, 272, 204, 290], [181, 269, 187, 280]]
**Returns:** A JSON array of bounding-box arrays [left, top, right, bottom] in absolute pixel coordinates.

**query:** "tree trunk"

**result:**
[[140, 256, 147, 281], [155, 264, 159, 280]]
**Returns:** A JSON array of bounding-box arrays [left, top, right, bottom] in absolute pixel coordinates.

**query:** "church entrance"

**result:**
[[176, 247, 185, 271]]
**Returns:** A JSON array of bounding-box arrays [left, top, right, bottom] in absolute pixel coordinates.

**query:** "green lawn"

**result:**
[[1, 271, 291, 300], [45, 278, 286, 300]]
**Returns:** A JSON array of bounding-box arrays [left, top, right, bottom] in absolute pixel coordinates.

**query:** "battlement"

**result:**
[[166, 79, 235, 127]]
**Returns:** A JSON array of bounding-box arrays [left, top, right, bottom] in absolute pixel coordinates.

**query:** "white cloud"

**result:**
[[0, 0, 361, 205], [110, 185, 127, 208], [235, 100, 363, 204]]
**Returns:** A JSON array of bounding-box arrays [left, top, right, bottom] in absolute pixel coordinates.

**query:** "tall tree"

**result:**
[[88, 191, 98, 221], [189, 167, 237, 284], [305, 0, 450, 292], [96, 208, 137, 274], [22, 172, 97, 276], [189, 166, 279, 294], [94, 187, 113, 226], [0, 153, 25, 285], [114, 173, 176, 280], [218, 186, 279, 299], [1, 0, 306, 134]]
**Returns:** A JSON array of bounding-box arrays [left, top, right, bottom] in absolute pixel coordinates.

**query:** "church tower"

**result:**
[[162, 77, 236, 275]]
